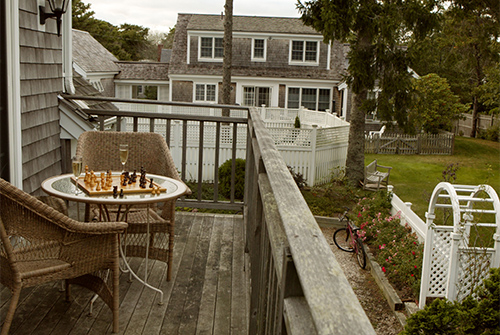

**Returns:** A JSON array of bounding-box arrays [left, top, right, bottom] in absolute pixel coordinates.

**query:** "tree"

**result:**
[[72, 0, 157, 61], [222, 0, 233, 116], [409, 0, 500, 137], [409, 74, 469, 134], [297, 0, 440, 185]]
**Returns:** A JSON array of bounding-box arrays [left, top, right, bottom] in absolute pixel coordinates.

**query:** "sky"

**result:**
[[84, 0, 302, 34]]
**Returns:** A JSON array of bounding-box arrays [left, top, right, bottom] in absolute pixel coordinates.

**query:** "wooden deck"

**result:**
[[0, 212, 249, 335]]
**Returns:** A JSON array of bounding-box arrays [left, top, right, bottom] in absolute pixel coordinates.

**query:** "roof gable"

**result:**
[[72, 29, 120, 74]]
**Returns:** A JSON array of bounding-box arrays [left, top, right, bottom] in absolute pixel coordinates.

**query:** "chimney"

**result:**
[[157, 44, 163, 62]]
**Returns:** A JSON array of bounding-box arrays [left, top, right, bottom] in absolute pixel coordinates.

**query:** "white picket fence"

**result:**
[[115, 104, 350, 186]]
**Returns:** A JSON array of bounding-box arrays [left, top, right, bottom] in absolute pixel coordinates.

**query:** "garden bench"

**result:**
[[362, 159, 392, 191]]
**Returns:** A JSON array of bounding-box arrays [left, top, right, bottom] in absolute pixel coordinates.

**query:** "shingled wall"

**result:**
[[19, 0, 63, 194]]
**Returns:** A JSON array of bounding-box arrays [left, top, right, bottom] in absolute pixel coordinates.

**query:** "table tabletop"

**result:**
[[42, 173, 188, 205]]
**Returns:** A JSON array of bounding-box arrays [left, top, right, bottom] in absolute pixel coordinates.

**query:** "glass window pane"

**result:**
[[201, 37, 212, 58], [254, 39, 264, 58], [214, 38, 224, 58], [195, 84, 205, 101], [206, 84, 216, 101], [305, 41, 317, 61], [287, 87, 300, 109], [302, 88, 317, 110], [318, 89, 330, 111], [243, 87, 255, 106], [291, 41, 303, 61], [257, 87, 270, 107]]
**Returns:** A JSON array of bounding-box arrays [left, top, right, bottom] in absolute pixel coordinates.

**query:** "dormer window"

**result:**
[[200, 37, 223, 60], [252, 39, 266, 61], [290, 40, 319, 65]]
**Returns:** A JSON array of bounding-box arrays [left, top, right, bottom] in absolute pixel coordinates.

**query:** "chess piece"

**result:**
[[119, 189, 124, 198], [96, 181, 101, 191], [113, 186, 118, 198], [149, 178, 154, 188]]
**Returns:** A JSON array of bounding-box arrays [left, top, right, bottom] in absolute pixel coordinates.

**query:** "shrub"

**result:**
[[352, 192, 423, 299], [294, 115, 301, 128], [288, 165, 307, 189], [401, 267, 500, 335], [477, 124, 500, 142], [218, 158, 245, 200]]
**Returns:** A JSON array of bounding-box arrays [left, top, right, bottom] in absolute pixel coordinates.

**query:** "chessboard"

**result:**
[[73, 170, 166, 196]]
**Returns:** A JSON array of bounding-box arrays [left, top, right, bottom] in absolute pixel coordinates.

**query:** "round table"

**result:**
[[42, 172, 189, 304]]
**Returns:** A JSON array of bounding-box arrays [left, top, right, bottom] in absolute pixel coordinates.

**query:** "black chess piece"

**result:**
[[119, 189, 124, 198], [113, 186, 118, 198], [149, 178, 154, 188]]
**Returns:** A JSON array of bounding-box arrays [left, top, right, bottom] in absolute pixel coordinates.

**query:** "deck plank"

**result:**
[[213, 215, 234, 335], [0, 213, 248, 335]]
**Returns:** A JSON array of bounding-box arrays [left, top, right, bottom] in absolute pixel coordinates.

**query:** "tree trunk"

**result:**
[[470, 96, 479, 138], [345, 90, 366, 186], [222, 0, 233, 117]]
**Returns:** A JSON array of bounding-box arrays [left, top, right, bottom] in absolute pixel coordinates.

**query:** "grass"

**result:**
[[365, 137, 500, 219]]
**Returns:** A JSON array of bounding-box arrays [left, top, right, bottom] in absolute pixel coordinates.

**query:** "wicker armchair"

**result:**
[[0, 178, 127, 334], [76, 131, 190, 281]]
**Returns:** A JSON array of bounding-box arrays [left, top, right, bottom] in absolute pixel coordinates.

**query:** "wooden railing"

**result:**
[[246, 108, 375, 334], [62, 95, 375, 333]]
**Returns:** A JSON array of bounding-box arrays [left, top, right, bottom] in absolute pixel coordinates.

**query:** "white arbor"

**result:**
[[419, 182, 500, 309]]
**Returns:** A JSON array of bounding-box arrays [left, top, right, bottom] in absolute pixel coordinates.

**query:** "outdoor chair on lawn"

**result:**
[[362, 159, 392, 191], [76, 131, 190, 281], [0, 178, 127, 335]]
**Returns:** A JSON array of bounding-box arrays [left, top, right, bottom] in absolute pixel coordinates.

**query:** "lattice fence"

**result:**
[[419, 183, 500, 309]]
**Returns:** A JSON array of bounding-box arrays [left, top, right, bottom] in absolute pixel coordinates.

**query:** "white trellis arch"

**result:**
[[419, 182, 500, 309]]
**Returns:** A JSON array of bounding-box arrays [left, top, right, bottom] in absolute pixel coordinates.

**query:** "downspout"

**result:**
[[6, 0, 22, 188], [62, 3, 74, 94]]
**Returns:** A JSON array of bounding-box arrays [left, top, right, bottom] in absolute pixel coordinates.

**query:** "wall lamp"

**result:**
[[39, 0, 69, 36]]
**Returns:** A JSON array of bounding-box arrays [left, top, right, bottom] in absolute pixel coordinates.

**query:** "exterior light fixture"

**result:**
[[39, 0, 69, 36]]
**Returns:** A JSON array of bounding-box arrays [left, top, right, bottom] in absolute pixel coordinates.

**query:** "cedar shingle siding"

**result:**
[[170, 14, 349, 112], [19, 0, 63, 194]]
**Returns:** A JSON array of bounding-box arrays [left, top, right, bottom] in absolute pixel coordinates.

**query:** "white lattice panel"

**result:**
[[428, 227, 452, 297], [456, 249, 493, 301]]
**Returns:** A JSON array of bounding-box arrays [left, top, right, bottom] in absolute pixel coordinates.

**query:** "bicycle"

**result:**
[[333, 208, 367, 269]]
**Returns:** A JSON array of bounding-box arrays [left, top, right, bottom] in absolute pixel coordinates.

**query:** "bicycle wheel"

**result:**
[[333, 228, 354, 252], [355, 238, 367, 269]]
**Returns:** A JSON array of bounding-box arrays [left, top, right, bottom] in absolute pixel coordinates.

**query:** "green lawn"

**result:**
[[365, 137, 500, 219]]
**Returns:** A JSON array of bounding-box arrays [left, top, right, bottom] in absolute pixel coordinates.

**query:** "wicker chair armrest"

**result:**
[[55, 217, 128, 235]]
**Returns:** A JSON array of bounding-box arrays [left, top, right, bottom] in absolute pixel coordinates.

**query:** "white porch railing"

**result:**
[[117, 104, 349, 186]]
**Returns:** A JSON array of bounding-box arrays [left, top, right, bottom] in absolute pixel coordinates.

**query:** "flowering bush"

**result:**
[[352, 192, 424, 300]]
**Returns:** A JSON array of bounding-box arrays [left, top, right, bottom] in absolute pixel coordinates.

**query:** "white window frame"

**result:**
[[194, 83, 217, 103], [289, 40, 319, 66], [286, 87, 331, 111], [198, 37, 224, 62], [242, 86, 271, 107], [251, 38, 266, 62]]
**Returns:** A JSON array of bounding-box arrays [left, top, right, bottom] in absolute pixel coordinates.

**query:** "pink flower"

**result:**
[[358, 212, 362, 217], [414, 265, 418, 269], [411, 274, 414, 277], [379, 244, 386, 250], [412, 251, 416, 255], [413, 241, 417, 245], [382, 267, 386, 273]]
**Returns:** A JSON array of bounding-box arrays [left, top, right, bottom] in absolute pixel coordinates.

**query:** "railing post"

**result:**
[[308, 125, 317, 187]]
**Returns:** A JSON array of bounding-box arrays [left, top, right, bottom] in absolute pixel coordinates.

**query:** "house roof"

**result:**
[[114, 62, 169, 81], [72, 29, 120, 74], [185, 14, 321, 35]]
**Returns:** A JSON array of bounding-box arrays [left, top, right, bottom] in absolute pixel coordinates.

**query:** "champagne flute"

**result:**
[[72, 156, 83, 194], [119, 144, 129, 173]]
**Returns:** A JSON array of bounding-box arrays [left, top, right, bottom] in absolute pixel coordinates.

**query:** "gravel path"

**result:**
[[321, 225, 404, 335]]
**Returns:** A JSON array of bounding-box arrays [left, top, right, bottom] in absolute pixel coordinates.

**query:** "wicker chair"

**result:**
[[75, 131, 190, 281], [0, 178, 127, 334]]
